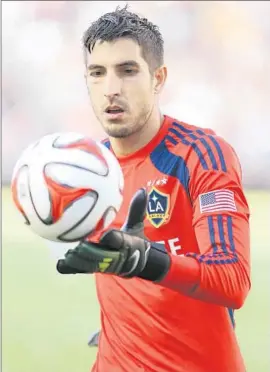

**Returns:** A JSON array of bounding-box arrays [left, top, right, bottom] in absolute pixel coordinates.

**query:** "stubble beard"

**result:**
[[103, 120, 143, 138], [99, 110, 151, 139]]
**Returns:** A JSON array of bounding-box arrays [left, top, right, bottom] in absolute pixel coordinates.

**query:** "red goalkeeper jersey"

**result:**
[[91, 115, 250, 372]]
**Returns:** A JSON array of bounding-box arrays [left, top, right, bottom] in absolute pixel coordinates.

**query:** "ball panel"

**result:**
[[57, 192, 99, 242], [52, 133, 85, 146], [98, 141, 124, 193], [13, 165, 43, 228], [11, 166, 31, 225], [102, 207, 117, 229], [44, 172, 89, 223], [59, 191, 118, 242], [53, 136, 109, 176], [31, 191, 97, 242], [44, 163, 107, 191], [117, 166, 124, 195], [28, 164, 52, 222], [45, 149, 109, 177], [11, 142, 38, 183], [83, 207, 117, 243]]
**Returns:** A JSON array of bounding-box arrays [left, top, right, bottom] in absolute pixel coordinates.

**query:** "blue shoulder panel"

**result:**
[[149, 138, 190, 193], [103, 140, 110, 149]]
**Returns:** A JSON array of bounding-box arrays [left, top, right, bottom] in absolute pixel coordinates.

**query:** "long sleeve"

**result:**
[[159, 135, 251, 309]]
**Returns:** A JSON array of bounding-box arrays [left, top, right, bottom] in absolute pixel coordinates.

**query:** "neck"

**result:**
[[109, 109, 164, 157]]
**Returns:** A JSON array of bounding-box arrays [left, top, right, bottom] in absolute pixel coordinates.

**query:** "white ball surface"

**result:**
[[11, 132, 124, 242]]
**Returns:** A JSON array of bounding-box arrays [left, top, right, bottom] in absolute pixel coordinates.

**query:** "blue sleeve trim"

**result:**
[[187, 216, 238, 265], [208, 135, 227, 172], [217, 215, 229, 255], [207, 216, 218, 254], [227, 216, 236, 254], [186, 132, 218, 171], [228, 307, 236, 328], [170, 123, 226, 172], [169, 127, 208, 170]]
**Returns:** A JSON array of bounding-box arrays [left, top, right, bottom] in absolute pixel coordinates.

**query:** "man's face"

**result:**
[[85, 38, 156, 138]]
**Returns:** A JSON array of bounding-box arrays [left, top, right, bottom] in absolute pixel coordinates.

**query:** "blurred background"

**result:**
[[2, 0, 270, 187], [2, 1, 270, 372]]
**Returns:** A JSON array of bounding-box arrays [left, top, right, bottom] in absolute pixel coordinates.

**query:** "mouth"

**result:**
[[104, 106, 125, 120], [105, 105, 124, 114]]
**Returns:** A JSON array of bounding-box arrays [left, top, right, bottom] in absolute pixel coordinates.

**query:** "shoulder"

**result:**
[[165, 116, 216, 138], [167, 117, 216, 137], [166, 117, 241, 174]]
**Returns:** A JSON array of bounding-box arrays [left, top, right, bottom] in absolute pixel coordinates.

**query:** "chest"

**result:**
[[112, 159, 196, 255]]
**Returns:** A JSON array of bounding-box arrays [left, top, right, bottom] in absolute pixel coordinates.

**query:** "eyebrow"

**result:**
[[87, 60, 140, 70], [116, 61, 140, 68]]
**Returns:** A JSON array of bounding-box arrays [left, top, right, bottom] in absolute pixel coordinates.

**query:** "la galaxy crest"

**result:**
[[146, 187, 170, 228]]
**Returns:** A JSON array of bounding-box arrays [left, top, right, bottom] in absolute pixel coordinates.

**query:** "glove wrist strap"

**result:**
[[138, 243, 171, 282]]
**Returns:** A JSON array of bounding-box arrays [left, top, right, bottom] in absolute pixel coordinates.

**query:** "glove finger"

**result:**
[[77, 241, 122, 261], [122, 188, 148, 230], [100, 229, 125, 250], [61, 251, 98, 273], [64, 248, 78, 258], [56, 259, 87, 274], [62, 245, 123, 274]]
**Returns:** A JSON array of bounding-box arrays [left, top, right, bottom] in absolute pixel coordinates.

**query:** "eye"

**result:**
[[90, 70, 103, 77], [124, 68, 137, 75]]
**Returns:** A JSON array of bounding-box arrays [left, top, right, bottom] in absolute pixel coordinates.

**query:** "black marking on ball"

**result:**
[[44, 161, 109, 178], [58, 190, 99, 242], [51, 138, 110, 177]]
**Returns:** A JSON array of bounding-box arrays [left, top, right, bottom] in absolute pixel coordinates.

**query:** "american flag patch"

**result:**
[[199, 190, 237, 213]]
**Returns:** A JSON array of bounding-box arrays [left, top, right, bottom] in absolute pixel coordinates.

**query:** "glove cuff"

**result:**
[[138, 242, 171, 282]]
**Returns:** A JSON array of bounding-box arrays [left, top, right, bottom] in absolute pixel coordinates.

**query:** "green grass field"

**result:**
[[2, 187, 270, 372]]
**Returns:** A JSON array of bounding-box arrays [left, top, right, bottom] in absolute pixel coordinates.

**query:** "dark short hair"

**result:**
[[82, 5, 164, 72]]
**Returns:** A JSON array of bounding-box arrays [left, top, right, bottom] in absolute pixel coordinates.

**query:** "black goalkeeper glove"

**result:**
[[56, 188, 170, 282]]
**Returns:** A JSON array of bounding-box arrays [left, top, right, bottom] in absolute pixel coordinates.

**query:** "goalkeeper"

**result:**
[[57, 5, 250, 372]]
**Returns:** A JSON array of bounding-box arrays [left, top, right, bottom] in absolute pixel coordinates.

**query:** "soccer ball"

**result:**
[[11, 132, 124, 242]]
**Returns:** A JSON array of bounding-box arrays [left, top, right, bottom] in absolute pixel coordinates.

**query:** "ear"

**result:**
[[154, 65, 167, 94]]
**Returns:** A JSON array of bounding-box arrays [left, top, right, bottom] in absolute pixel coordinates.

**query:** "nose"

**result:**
[[104, 72, 122, 100]]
